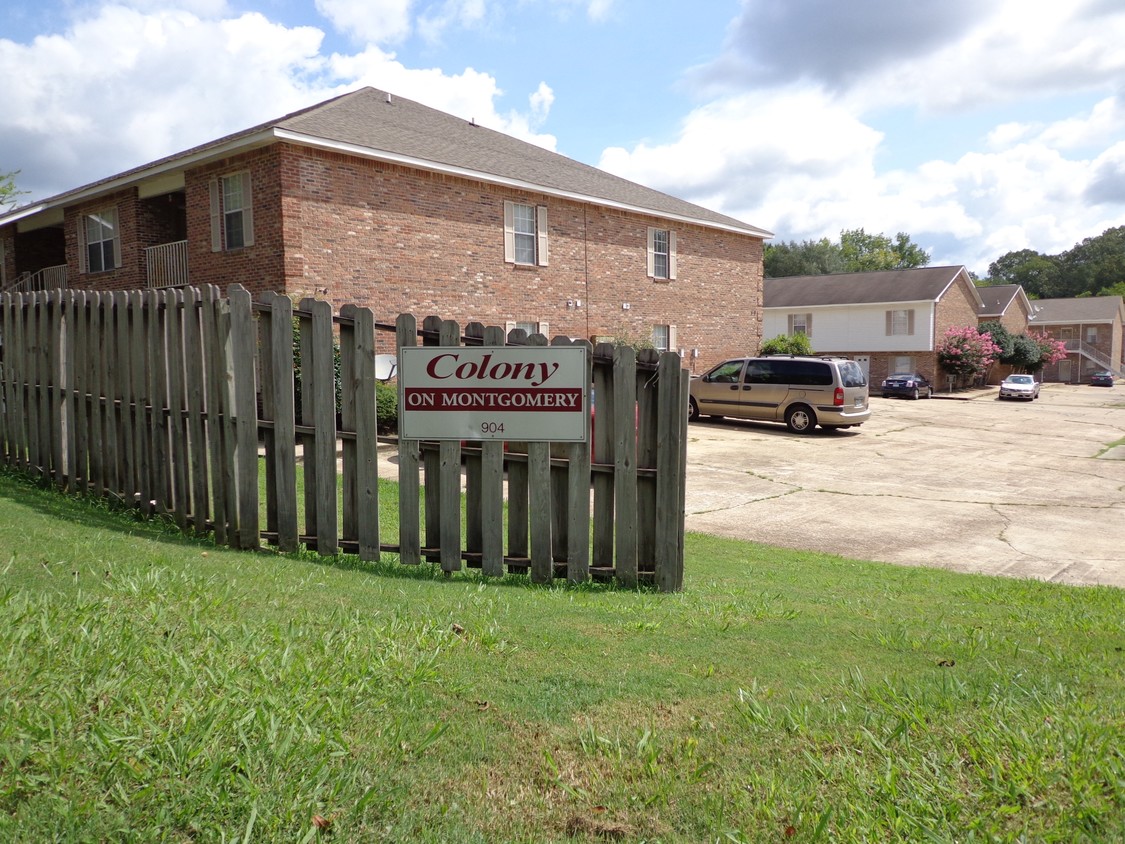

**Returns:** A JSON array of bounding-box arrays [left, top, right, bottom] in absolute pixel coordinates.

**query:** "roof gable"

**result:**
[[763, 266, 976, 308]]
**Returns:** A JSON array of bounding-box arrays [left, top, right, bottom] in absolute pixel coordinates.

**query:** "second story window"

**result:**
[[647, 227, 677, 280], [210, 172, 255, 251], [886, 308, 915, 336], [81, 207, 120, 273], [788, 313, 812, 336], [504, 201, 548, 266]]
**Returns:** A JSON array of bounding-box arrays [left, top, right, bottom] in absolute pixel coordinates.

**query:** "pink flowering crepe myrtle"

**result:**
[[938, 326, 1002, 380]]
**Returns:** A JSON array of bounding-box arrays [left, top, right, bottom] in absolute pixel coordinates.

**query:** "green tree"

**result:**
[[0, 170, 26, 210], [986, 249, 1063, 298], [759, 333, 815, 356], [1060, 226, 1125, 298], [978, 320, 1014, 362], [764, 238, 845, 278], [840, 228, 930, 272], [1007, 334, 1043, 371]]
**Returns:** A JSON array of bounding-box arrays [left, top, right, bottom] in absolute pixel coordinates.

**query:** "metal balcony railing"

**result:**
[[146, 240, 189, 289], [2, 264, 68, 294]]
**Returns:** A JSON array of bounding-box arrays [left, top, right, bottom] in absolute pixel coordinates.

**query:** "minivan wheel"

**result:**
[[688, 398, 700, 422], [785, 405, 816, 434]]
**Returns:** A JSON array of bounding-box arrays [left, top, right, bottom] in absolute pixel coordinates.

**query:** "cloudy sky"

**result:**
[[2, 0, 1124, 276]]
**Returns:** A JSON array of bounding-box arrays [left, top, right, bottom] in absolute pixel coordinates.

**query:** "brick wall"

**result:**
[[273, 145, 763, 372], [65, 189, 147, 291], [185, 147, 287, 295]]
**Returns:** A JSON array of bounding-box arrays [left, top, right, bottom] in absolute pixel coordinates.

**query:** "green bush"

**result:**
[[759, 333, 815, 356], [376, 381, 398, 434]]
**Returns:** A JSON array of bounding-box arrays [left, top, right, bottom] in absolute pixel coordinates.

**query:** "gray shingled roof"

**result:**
[[764, 266, 969, 307], [2, 87, 770, 238], [1029, 296, 1125, 324], [977, 284, 1023, 317]]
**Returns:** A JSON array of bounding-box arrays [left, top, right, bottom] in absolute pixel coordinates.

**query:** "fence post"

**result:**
[[182, 286, 209, 532], [655, 353, 686, 592], [229, 285, 259, 550], [396, 313, 422, 565], [260, 292, 299, 552], [527, 331, 553, 584], [300, 297, 338, 557], [564, 337, 592, 584], [480, 324, 506, 577], [341, 304, 380, 562], [438, 319, 463, 574]]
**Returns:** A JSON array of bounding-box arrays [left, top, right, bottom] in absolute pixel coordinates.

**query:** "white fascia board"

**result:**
[[763, 300, 934, 311], [272, 129, 773, 239]]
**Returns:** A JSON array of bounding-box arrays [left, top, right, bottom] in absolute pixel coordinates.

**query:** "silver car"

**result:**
[[998, 374, 1040, 400]]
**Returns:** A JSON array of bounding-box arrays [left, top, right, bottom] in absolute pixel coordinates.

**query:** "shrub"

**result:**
[[375, 381, 398, 434], [759, 333, 815, 356]]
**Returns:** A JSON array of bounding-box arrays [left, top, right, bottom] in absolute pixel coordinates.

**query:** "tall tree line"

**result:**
[[984, 226, 1125, 299], [765, 228, 930, 278]]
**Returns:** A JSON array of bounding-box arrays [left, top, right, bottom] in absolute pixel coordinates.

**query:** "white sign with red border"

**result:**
[[398, 346, 589, 441]]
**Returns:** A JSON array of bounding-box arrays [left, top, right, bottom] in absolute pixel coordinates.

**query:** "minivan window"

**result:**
[[772, 360, 833, 386], [744, 361, 776, 384], [706, 361, 744, 383], [838, 361, 866, 388]]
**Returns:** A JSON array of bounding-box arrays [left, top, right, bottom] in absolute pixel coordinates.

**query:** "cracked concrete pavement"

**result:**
[[683, 383, 1125, 588]]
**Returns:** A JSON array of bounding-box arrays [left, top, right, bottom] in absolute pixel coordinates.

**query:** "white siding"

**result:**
[[763, 303, 937, 352]]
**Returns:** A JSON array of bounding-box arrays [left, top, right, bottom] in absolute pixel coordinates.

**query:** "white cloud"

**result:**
[[0, 3, 558, 202], [599, 81, 1125, 274], [314, 0, 414, 44]]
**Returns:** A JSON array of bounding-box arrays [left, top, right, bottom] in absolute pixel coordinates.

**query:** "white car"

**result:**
[[998, 374, 1040, 401]]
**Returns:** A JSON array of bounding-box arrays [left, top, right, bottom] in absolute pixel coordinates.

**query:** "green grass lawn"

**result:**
[[1, 466, 1123, 843]]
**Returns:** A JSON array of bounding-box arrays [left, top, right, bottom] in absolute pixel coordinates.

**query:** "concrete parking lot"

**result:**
[[684, 383, 1125, 588]]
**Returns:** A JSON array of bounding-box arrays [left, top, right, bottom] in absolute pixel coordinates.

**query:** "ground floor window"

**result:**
[[650, 324, 678, 353], [892, 355, 914, 374]]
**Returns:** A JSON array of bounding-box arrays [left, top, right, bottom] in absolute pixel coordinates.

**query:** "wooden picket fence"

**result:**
[[0, 285, 687, 590]]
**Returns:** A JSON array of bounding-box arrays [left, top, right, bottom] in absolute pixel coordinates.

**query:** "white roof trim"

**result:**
[[763, 300, 937, 310]]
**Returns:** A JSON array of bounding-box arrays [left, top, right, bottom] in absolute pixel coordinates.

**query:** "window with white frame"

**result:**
[[1086, 326, 1098, 343], [788, 312, 812, 336], [503, 201, 548, 266], [1059, 326, 1076, 340], [210, 172, 254, 251], [652, 324, 677, 352], [505, 319, 550, 339], [885, 308, 914, 336], [647, 227, 676, 280], [81, 207, 120, 273]]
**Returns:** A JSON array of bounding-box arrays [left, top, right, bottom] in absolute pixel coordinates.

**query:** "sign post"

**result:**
[[398, 346, 589, 442]]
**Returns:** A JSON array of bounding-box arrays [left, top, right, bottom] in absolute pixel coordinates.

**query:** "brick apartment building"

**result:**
[[0, 87, 770, 370], [762, 266, 985, 386], [1029, 296, 1125, 382]]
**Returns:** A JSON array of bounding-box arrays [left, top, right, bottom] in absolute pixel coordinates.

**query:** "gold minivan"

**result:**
[[688, 355, 870, 433]]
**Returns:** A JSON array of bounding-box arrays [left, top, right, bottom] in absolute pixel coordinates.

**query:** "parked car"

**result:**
[[881, 372, 932, 400], [688, 355, 869, 433], [1090, 371, 1116, 387], [998, 374, 1040, 400]]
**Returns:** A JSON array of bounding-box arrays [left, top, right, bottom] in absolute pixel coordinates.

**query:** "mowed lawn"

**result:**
[[1, 467, 1122, 843]]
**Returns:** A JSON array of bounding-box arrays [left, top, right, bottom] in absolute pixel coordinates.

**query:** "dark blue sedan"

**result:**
[[881, 373, 933, 399]]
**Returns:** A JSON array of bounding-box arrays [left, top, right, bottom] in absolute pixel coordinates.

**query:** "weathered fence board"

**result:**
[[0, 284, 688, 591]]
